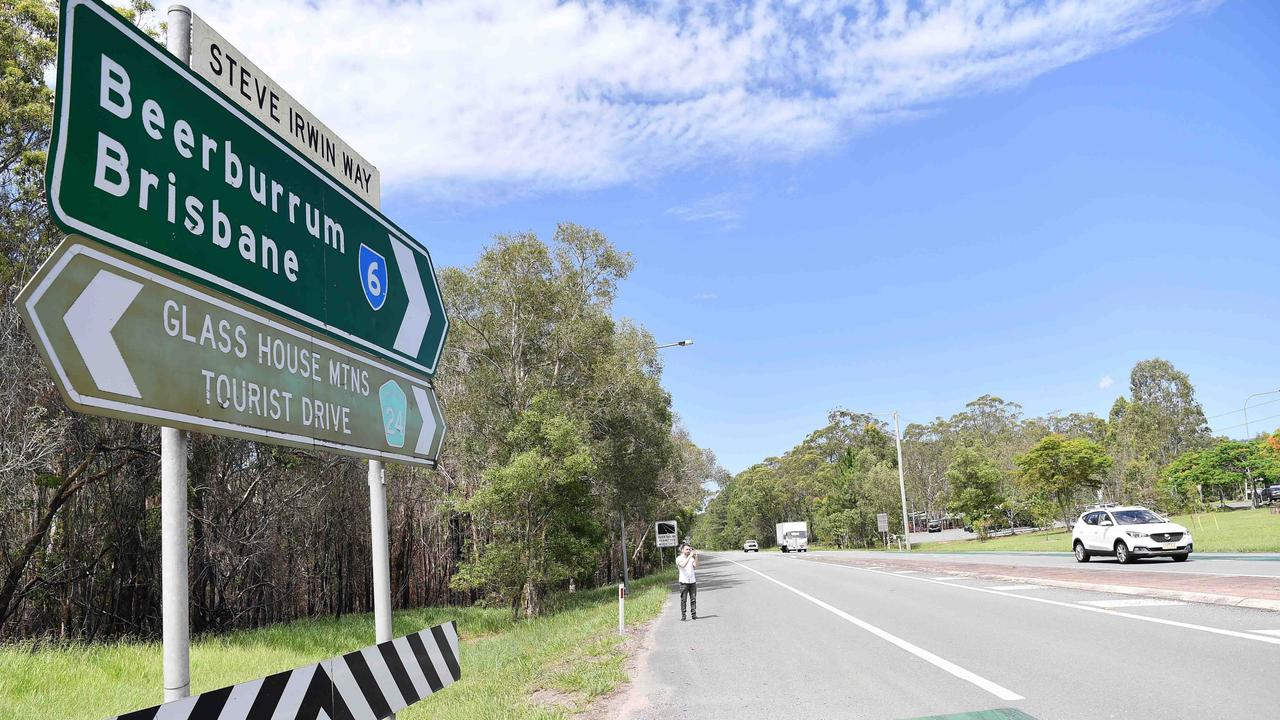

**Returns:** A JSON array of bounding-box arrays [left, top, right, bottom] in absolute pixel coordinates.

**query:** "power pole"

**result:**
[[894, 411, 911, 551]]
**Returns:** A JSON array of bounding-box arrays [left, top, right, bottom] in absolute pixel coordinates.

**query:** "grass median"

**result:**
[[918, 507, 1280, 554], [0, 568, 675, 720]]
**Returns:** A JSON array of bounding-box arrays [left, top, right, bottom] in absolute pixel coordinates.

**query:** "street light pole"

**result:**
[[618, 338, 694, 589], [893, 411, 911, 551], [1243, 389, 1280, 507]]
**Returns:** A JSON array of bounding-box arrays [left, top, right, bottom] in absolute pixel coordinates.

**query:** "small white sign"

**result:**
[[655, 521, 678, 548], [877, 513, 890, 533], [190, 14, 382, 207]]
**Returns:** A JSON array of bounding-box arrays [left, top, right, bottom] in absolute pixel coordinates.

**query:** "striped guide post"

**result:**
[[107, 621, 460, 720]]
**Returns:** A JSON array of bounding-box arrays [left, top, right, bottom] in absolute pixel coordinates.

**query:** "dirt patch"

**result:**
[[530, 687, 582, 711], [575, 597, 667, 720]]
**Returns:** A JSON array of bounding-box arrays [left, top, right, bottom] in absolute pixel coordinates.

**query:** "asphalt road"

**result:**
[[627, 552, 1280, 720], [840, 549, 1280, 578]]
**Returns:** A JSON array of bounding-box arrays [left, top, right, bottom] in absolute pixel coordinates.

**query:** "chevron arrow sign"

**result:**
[[105, 621, 460, 720], [18, 237, 445, 466]]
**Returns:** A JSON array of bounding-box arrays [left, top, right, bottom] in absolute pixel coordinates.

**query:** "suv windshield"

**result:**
[[1113, 509, 1163, 525]]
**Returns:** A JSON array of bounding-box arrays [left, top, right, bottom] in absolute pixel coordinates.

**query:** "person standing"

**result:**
[[676, 543, 698, 620]]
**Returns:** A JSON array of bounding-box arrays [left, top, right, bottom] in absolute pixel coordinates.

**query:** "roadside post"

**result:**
[[618, 583, 626, 636], [877, 512, 889, 549]]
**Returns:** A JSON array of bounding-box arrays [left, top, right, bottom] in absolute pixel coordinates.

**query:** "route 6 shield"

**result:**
[[359, 244, 389, 311]]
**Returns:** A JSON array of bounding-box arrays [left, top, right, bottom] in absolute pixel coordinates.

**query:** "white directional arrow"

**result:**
[[412, 386, 439, 456], [62, 270, 143, 398], [414, 384, 445, 450], [391, 237, 430, 357]]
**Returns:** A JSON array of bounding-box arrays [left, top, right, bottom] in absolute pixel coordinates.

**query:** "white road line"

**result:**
[[928, 576, 965, 581], [893, 570, 920, 574], [987, 584, 1046, 591], [722, 557, 1023, 702], [1253, 630, 1280, 637], [1079, 599, 1186, 608], [803, 558, 1280, 647]]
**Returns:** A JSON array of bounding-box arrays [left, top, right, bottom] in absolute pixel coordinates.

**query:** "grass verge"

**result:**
[[919, 508, 1280, 554], [0, 569, 675, 720]]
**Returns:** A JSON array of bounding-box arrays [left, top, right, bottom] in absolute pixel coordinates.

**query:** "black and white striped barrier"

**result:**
[[107, 621, 460, 720]]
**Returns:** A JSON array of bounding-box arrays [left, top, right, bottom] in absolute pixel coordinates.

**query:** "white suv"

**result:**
[[1071, 506, 1192, 563], [743, 539, 759, 552]]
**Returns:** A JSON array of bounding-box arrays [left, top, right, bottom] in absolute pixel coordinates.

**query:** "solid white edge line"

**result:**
[[802, 558, 1280, 647], [721, 557, 1024, 702]]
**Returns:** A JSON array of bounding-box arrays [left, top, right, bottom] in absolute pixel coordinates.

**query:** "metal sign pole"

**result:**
[[368, 460, 395, 720], [162, 5, 192, 703], [367, 460, 394, 716], [368, 461, 393, 641]]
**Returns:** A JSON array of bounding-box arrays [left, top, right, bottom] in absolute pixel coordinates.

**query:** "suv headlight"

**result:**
[[1125, 531, 1149, 538]]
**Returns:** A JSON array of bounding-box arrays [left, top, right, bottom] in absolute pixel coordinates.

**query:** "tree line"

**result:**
[[0, 2, 718, 641], [695, 359, 1280, 550]]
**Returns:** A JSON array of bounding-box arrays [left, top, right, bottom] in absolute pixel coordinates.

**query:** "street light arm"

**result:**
[[656, 339, 694, 349], [1243, 389, 1280, 440]]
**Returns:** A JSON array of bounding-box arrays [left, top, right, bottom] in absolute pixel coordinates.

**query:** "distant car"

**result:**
[[743, 540, 759, 552], [1264, 485, 1280, 504], [927, 520, 942, 533], [1071, 506, 1192, 564]]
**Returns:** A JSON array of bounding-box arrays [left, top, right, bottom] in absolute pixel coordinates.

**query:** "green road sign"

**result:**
[[19, 237, 446, 467], [48, 0, 448, 377]]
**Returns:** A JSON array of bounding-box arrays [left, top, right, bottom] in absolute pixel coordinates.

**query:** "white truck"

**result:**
[[775, 521, 809, 553]]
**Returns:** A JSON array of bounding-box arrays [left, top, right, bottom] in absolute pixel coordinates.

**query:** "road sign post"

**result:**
[[19, 238, 447, 464], [162, 6, 191, 703], [48, 0, 448, 376]]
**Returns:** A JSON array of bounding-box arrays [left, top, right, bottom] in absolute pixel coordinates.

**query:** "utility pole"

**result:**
[[893, 411, 911, 551], [162, 6, 192, 704], [1243, 390, 1280, 508]]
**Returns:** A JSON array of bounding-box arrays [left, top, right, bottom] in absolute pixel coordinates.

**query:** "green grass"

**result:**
[[0, 569, 675, 720], [919, 508, 1280, 554]]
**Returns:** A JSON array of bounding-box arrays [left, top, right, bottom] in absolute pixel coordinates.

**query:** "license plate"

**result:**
[[1162, 544, 1179, 550]]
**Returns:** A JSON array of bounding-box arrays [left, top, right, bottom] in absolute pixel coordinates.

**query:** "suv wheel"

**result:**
[[1073, 541, 1090, 563], [1115, 540, 1133, 564]]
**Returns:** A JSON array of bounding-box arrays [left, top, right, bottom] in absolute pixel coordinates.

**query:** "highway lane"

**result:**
[[627, 552, 1280, 720], [829, 549, 1280, 578]]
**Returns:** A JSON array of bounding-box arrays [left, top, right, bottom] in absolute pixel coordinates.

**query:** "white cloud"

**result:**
[[666, 192, 744, 228], [195, 0, 1219, 198], [1099, 375, 1114, 390], [691, 292, 719, 301]]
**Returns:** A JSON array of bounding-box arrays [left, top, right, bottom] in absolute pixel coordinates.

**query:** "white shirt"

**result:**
[[677, 554, 697, 583]]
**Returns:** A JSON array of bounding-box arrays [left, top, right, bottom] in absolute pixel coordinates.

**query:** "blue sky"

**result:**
[[205, 1, 1279, 474]]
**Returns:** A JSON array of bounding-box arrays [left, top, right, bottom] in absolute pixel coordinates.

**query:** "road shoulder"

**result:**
[[580, 591, 670, 719]]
